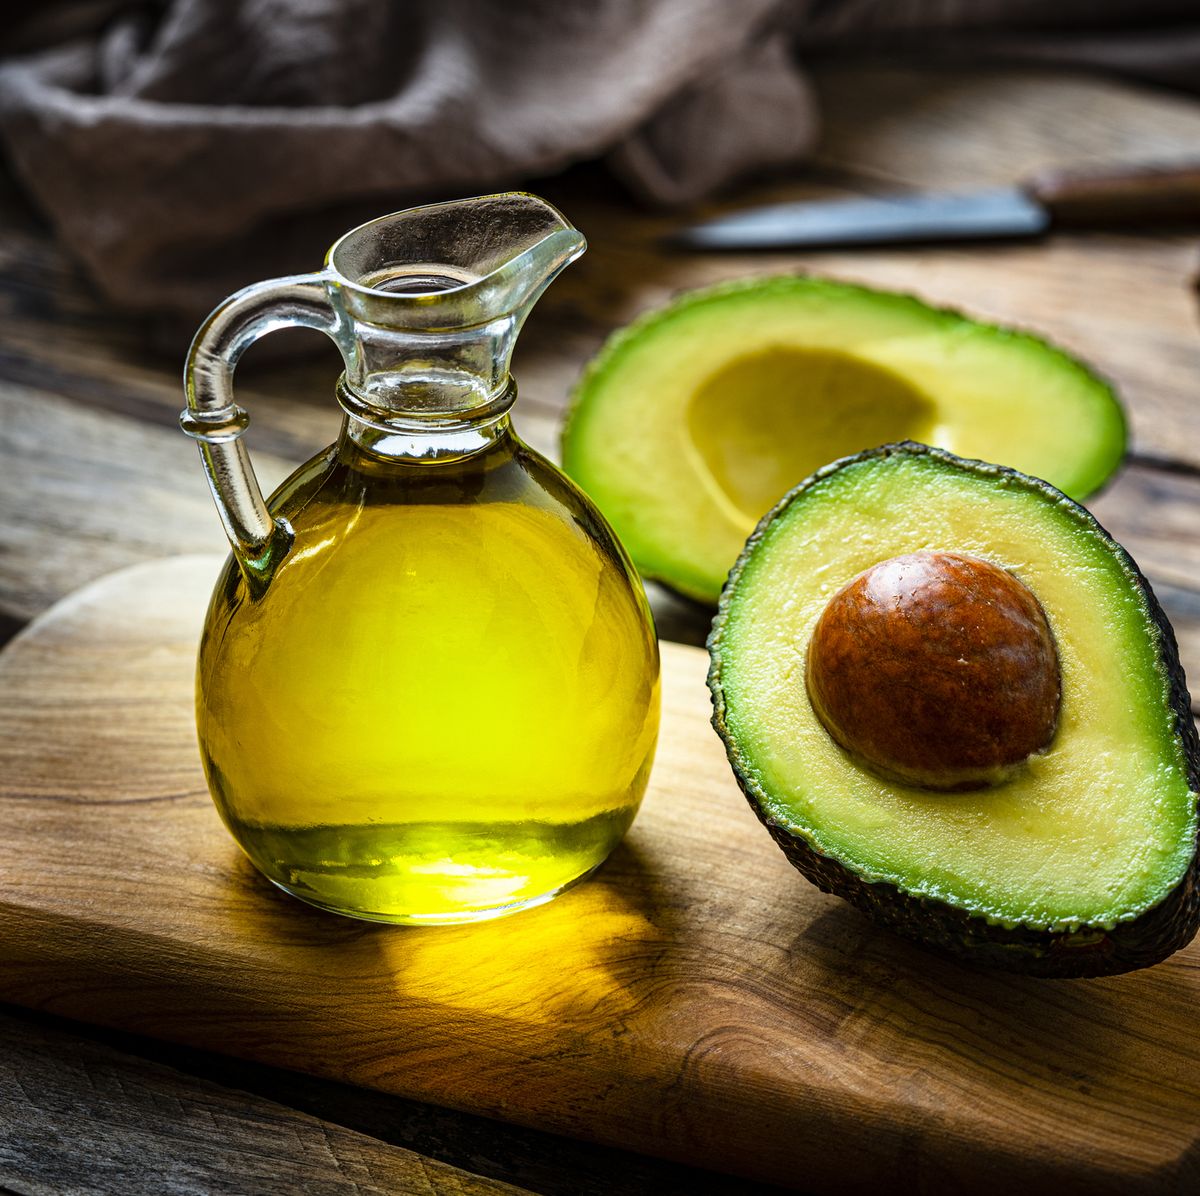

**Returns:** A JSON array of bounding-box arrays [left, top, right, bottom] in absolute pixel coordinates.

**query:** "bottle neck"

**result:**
[[337, 374, 517, 464]]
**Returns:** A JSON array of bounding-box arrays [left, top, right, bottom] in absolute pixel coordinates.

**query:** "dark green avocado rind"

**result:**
[[707, 441, 1200, 978], [562, 275, 1128, 607]]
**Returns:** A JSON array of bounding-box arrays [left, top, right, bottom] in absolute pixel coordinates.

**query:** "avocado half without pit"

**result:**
[[562, 277, 1126, 605], [707, 443, 1200, 977]]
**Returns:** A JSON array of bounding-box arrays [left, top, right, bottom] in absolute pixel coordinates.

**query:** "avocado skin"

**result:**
[[707, 442, 1200, 978]]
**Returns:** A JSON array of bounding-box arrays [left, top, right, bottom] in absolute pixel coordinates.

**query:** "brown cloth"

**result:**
[[1, 0, 1198, 323]]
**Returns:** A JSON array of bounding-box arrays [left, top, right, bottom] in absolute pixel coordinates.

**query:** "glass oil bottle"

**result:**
[[181, 194, 660, 924]]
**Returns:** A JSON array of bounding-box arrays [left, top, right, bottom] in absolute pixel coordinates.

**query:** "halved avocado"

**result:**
[[707, 443, 1199, 977], [563, 277, 1126, 605]]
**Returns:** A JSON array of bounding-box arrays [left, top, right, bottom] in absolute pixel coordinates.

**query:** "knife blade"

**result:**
[[670, 162, 1200, 251]]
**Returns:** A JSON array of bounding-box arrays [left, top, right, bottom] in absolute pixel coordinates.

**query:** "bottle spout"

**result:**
[[325, 193, 586, 420]]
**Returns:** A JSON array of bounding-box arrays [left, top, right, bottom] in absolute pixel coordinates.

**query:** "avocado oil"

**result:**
[[197, 425, 661, 924]]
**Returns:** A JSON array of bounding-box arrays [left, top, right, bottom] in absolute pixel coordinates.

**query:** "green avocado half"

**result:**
[[707, 443, 1200, 977], [563, 277, 1126, 605]]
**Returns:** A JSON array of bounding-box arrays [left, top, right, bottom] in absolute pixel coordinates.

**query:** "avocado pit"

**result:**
[[806, 551, 1061, 790]]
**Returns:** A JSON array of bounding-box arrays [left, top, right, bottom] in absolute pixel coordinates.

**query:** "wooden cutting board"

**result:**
[[2, 555, 1198, 1193]]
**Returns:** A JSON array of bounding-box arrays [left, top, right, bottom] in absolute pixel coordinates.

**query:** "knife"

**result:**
[[670, 162, 1200, 251]]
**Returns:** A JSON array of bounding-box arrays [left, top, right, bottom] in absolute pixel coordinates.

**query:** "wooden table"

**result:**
[[3, 64, 1200, 1193]]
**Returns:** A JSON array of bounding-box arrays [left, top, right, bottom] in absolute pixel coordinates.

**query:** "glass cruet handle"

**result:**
[[180, 272, 347, 586]]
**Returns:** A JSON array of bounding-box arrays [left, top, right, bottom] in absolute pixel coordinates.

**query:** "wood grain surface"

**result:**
[[0, 1001, 783, 1196], [0, 1007, 533, 1196], [1, 555, 1199, 1194]]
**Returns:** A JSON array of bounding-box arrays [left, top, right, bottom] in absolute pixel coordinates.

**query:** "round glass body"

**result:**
[[197, 422, 661, 923]]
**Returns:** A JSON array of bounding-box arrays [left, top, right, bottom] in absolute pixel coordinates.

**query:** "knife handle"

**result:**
[[1024, 162, 1200, 227]]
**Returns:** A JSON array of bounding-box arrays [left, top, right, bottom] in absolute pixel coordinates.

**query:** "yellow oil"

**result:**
[[196, 425, 661, 924]]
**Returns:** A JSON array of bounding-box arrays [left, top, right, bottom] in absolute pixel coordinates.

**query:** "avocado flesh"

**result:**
[[564, 277, 1126, 605], [708, 444, 1199, 975]]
